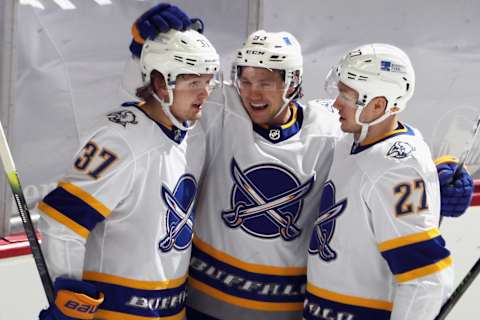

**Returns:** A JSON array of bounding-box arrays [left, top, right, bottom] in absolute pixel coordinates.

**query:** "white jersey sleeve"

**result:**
[[38, 127, 135, 280], [367, 166, 453, 320], [199, 86, 225, 170]]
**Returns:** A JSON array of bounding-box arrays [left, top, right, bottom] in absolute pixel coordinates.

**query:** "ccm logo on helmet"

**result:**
[[245, 49, 265, 55]]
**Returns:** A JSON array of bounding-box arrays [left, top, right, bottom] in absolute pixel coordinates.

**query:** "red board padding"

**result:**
[[0, 232, 41, 259], [0, 180, 479, 258], [472, 180, 480, 206]]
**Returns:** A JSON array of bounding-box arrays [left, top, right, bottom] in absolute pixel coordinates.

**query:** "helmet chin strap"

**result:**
[[354, 103, 393, 144], [152, 91, 195, 131], [272, 81, 301, 121]]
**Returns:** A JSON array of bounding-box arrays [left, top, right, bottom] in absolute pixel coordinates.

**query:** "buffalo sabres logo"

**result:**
[[159, 174, 197, 252], [222, 159, 314, 241], [309, 181, 347, 261], [269, 129, 281, 141], [386, 141, 415, 160], [107, 110, 138, 127]]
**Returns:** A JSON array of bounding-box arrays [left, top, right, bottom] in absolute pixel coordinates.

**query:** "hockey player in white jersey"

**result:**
[[184, 30, 342, 320], [37, 28, 220, 319], [128, 4, 473, 320], [304, 44, 453, 320]]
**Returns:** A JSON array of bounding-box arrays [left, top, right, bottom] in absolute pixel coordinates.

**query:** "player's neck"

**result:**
[[358, 116, 399, 145], [265, 103, 292, 128], [140, 99, 174, 129]]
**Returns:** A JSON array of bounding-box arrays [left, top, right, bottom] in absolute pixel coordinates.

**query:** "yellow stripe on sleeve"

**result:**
[[38, 201, 89, 239], [59, 181, 111, 218], [193, 236, 306, 276], [82, 272, 187, 290], [395, 256, 453, 283], [306, 283, 393, 311], [189, 277, 303, 312], [378, 228, 441, 252]]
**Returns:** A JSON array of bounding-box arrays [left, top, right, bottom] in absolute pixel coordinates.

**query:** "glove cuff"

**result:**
[[51, 277, 104, 319], [54, 277, 100, 298], [434, 154, 458, 165], [129, 40, 143, 59], [131, 23, 145, 45], [55, 290, 104, 319]]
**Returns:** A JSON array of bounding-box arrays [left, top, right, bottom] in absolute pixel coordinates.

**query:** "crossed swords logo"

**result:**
[[309, 181, 347, 261], [159, 176, 197, 252], [222, 159, 314, 241]]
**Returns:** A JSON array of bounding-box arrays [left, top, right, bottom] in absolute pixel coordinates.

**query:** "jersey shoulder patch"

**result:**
[[107, 109, 139, 128], [386, 140, 415, 160]]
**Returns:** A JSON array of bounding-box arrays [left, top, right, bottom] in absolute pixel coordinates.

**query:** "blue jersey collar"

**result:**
[[252, 101, 304, 144], [121, 101, 187, 144], [351, 122, 414, 154]]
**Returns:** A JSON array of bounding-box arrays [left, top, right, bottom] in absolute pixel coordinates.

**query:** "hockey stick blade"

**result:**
[[0, 123, 54, 305], [436, 114, 480, 318]]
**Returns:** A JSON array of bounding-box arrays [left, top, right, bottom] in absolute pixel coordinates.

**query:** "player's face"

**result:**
[[333, 82, 362, 133], [170, 74, 214, 122], [237, 67, 288, 127], [333, 82, 383, 134]]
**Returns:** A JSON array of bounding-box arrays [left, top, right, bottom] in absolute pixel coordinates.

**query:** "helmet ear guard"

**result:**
[[139, 29, 221, 130]]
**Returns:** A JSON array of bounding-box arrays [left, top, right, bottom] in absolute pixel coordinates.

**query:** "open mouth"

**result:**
[[250, 103, 268, 111], [192, 103, 203, 110]]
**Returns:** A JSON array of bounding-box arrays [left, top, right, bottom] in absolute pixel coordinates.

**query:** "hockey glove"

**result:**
[[38, 277, 104, 320], [130, 3, 204, 58], [436, 155, 474, 217]]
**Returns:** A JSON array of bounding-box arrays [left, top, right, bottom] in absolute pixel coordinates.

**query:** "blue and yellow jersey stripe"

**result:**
[[379, 228, 452, 283], [252, 102, 304, 143], [38, 181, 111, 239], [189, 236, 306, 312], [83, 272, 188, 319], [351, 122, 414, 154], [304, 282, 392, 320]]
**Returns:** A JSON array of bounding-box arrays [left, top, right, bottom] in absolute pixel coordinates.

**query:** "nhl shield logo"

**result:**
[[222, 158, 314, 241], [173, 128, 182, 142], [269, 129, 281, 141], [309, 180, 346, 262], [386, 141, 415, 160], [107, 110, 138, 127], [159, 174, 197, 252]]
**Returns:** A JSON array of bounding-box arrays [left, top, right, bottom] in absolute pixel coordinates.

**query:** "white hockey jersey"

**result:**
[[38, 103, 206, 319], [186, 86, 343, 320], [304, 124, 453, 320]]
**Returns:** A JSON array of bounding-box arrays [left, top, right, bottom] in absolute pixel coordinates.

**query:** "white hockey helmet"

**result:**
[[233, 30, 303, 117], [140, 29, 220, 130], [325, 43, 415, 141]]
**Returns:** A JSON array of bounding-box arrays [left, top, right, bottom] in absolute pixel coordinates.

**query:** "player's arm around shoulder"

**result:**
[[365, 161, 453, 320], [306, 99, 344, 139]]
